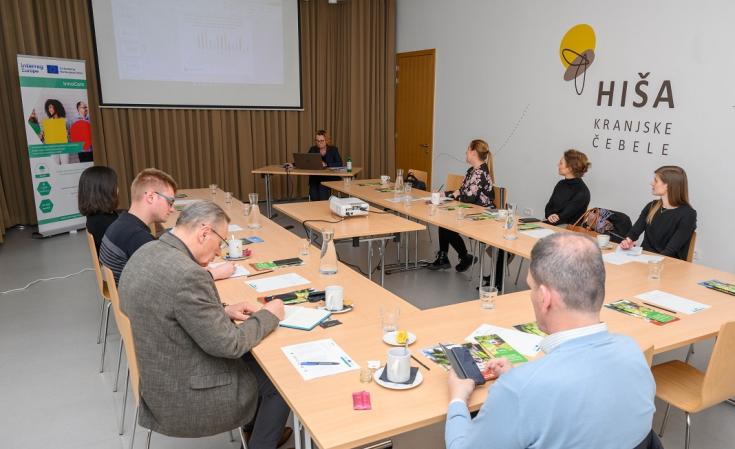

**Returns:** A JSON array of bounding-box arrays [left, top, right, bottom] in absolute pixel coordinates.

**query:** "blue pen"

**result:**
[[340, 356, 352, 367], [300, 361, 340, 366]]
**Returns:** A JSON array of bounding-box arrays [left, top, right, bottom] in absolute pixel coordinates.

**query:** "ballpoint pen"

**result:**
[[300, 361, 340, 366]]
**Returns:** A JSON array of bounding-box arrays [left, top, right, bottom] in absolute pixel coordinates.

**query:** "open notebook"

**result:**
[[279, 306, 331, 331]]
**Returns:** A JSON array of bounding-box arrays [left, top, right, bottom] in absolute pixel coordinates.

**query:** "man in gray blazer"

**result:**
[[120, 201, 289, 448]]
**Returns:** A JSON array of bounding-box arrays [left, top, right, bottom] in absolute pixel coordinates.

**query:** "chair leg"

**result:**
[[114, 338, 124, 392], [659, 403, 671, 437], [129, 405, 139, 449], [99, 301, 111, 373], [145, 429, 152, 449], [228, 430, 235, 442], [120, 369, 130, 435], [685, 344, 695, 363], [239, 427, 249, 449], [685, 412, 691, 449], [97, 297, 107, 344]]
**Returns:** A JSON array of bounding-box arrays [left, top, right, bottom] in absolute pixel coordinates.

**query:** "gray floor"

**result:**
[[0, 216, 733, 449]]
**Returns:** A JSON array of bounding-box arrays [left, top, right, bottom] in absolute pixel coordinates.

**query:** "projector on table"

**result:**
[[329, 196, 369, 217]]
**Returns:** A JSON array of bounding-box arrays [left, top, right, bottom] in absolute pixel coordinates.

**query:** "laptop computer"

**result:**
[[293, 153, 325, 170]]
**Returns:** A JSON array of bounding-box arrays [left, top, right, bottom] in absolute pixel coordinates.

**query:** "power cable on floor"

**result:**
[[0, 268, 93, 295]]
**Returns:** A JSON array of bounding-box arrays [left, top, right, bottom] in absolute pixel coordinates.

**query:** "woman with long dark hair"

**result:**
[[78, 166, 119, 251]]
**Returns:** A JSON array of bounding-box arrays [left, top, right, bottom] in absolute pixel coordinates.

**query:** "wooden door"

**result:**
[[395, 49, 435, 186]]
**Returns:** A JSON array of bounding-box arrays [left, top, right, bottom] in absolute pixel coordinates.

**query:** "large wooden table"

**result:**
[[172, 188, 735, 449], [252, 165, 363, 218], [274, 201, 425, 285]]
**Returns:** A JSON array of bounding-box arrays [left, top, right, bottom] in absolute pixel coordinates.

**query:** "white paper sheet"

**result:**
[[466, 323, 542, 356], [635, 290, 710, 315], [227, 224, 244, 232], [520, 228, 556, 239], [604, 247, 663, 265], [209, 262, 250, 279], [281, 338, 359, 380], [246, 273, 310, 293], [602, 252, 635, 265], [385, 195, 409, 203]]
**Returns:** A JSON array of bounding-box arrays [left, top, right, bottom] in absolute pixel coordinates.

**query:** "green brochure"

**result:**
[[474, 334, 528, 364], [604, 299, 679, 325]]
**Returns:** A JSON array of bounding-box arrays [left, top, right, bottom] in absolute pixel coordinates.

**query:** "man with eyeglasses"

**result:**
[[100, 167, 235, 283], [120, 201, 290, 447]]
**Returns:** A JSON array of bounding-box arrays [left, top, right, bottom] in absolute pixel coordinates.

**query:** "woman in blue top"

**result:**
[[307, 130, 343, 200]]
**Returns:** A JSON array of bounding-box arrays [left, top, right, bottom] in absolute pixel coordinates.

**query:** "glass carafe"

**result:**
[[394, 169, 404, 194], [503, 203, 518, 240], [247, 193, 262, 229], [319, 228, 338, 275]]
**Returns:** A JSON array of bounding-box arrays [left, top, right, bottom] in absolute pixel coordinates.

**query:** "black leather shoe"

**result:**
[[427, 251, 451, 270], [455, 254, 476, 272]]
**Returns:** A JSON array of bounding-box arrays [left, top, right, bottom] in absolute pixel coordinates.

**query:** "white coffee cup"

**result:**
[[386, 347, 411, 383], [325, 285, 344, 311], [497, 209, 508, 220], [380, 175, 390, 185], [228, 238, 243, 258], [597, 234, 611, 248], [431, 191, 441, 205]]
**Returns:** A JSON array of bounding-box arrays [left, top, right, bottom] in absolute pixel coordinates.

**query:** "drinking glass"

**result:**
[[479, 286, 498, 309]]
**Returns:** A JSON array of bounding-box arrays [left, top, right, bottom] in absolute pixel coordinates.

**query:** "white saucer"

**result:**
[[382, 331, 417, 346], [318, 304, 354, 314], [224, 254, 250, 261], [373, 367, 423, 390]]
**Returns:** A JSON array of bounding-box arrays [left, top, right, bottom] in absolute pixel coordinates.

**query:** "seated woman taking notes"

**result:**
[[428, 139, 494, 272], [620, 165, 696, 260], [544, 149, 591, 225], [307, 129, 343, 201]]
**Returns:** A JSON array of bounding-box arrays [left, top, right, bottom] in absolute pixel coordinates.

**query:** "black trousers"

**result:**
[[438, 227, 468, 257], [242, 353, 290, 449]]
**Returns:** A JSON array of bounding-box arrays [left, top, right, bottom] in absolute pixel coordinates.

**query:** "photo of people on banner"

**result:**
[[27, 95, 92, 164]]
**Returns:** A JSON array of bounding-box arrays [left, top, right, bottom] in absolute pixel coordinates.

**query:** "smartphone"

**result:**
[[273, 257, 303, 267]]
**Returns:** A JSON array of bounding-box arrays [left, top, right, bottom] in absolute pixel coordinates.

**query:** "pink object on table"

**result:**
[[352, 391, 372, 410]]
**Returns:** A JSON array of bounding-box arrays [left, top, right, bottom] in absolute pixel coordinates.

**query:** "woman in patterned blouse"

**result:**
[[428, 139, 495, 272]]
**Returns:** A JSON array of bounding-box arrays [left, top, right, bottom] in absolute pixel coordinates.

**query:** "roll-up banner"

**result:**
[[17, 55, 93, 236]]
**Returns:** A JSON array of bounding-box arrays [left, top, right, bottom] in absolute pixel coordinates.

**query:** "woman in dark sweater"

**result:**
[[78, 166, 119, 252], [620, 166, 696, 260], [545, 149, 591, 225], [428, 139, 495, 272], [307, 129, 343, 200]]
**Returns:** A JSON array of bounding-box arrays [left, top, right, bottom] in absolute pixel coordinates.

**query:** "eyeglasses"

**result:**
[[209, 226, 229, 248], [155, 191, 175, 207]]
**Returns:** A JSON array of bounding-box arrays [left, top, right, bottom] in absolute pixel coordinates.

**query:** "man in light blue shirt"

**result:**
[[445, 233, 655, 449]]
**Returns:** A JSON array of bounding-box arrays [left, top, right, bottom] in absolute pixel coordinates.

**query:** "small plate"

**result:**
[[373, 367, 423, 390], [318, 304, 354, 314], [224, 254, 251, 261], [383, 331, 417, 346], [600, 244, 615, 250]]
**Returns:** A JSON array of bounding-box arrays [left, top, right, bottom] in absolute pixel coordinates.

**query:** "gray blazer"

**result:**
[[119, 232, 280, 437]]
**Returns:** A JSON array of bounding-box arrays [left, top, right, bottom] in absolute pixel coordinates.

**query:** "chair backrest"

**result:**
[[102, 266, 141, 403], [492, 186, 507, 209], [408, 169, 428, 185], [445, 173, 464, 192], [686, 231, 697, 262], [86, 231, 109, 300], [700, 320, 735, 408]]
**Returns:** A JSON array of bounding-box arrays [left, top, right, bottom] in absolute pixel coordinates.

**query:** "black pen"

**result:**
[[411, 354, 431, 371], [642, 301, 677, 314]]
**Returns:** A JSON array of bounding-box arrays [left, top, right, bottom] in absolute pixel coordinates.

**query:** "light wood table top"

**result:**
[[252, 165, 363, 177], [169, 188, 735, 449], [274, 201, 425, 240]]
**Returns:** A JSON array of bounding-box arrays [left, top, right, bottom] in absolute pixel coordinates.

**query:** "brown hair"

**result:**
[[130, 168, 177, 201], [315, 129, 331, 145], [646, 165, 690, 224], [78, 166, 118, 215], [563, 149, 591, 178], [469, 139, 494, 181]]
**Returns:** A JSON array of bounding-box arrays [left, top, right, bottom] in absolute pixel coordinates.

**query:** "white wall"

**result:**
[[397, 0, 735, 272]]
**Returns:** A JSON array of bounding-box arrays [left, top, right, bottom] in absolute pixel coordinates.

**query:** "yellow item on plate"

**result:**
[[396, 330, 408, 345]]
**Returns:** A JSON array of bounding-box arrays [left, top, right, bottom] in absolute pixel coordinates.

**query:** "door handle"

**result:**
[[419, 144, 430, 148]]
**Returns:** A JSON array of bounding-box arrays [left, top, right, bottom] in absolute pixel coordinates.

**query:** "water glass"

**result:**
[[344, 177, 352, 187], [480, 286, 498, 309], [404, 182, 412, 194], [209, 184, 218, 196], [429, 204, 438, 216], [224, 192, 233, 206], [456, 207, 466, 220], [403, 195, 412, 208], [380, 307, 400, 334], [648, 259, 664, 280], [299, 237, 311, 256]]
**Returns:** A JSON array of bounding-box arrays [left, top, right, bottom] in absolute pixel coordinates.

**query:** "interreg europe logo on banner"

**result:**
[[560, 24, 675, 157], [46, 65, 59, 74]]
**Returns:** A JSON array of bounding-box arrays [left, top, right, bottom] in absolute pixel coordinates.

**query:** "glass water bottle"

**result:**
[[503, 203, 518, 240], [319, 228, 338, 275], [247, 193, 262, 229], [394, 169, 404, 194]]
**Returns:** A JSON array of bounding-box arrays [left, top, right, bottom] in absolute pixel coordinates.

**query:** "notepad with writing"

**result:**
[[279, 306, 331, 330]]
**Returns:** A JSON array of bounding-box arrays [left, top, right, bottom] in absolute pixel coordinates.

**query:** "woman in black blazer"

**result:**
[[307, 129, 343, 200]]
